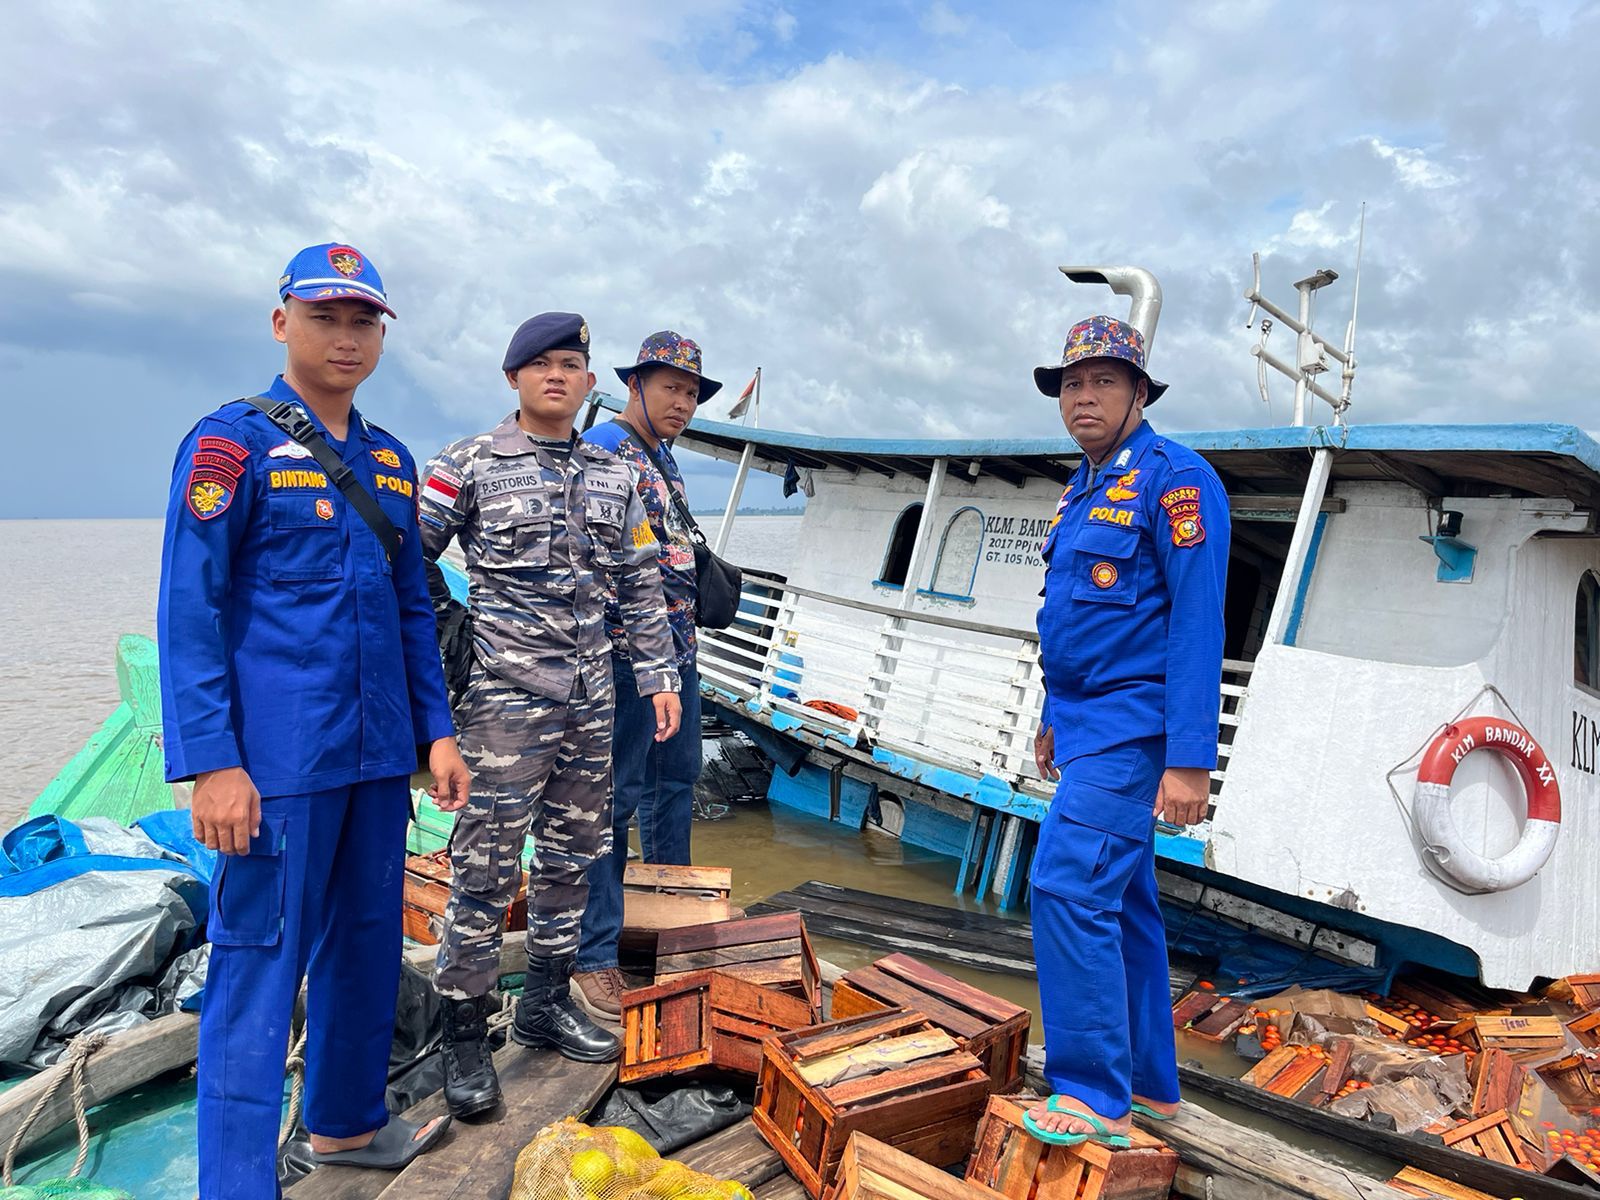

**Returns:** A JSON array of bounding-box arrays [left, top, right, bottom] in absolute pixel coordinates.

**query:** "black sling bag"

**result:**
[[242, 397, 402, 560], [614, 420, 743, 629]]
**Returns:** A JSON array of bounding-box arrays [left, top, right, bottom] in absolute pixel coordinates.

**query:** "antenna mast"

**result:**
[[1243, 218, 1362, 426]]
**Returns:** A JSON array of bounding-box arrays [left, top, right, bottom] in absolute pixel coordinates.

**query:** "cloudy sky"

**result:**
[[3, 0, 1596, 518]]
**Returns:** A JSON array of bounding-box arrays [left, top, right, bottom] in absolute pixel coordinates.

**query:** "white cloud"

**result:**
[[2, 0, 1600, 519], [1366, 137, 1461, 190]]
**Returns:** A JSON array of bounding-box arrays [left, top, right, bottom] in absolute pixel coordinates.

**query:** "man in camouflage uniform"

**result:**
[[418, 312, 682, 1117]]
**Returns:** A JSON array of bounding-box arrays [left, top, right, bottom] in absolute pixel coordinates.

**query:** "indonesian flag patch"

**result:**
[[421, 467, 463, 509]]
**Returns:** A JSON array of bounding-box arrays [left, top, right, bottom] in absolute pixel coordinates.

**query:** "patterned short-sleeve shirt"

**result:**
[[583, 419, 698, 671]]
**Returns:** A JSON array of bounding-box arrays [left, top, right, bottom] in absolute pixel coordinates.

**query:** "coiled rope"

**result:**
[[2, 1030, 110, 1186]]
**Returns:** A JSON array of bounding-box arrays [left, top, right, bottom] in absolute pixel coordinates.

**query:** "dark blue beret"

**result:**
[[502, 312, 591, 373]]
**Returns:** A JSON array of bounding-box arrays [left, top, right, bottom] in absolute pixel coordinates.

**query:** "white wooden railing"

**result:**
[[697, 577, 1252, 802]]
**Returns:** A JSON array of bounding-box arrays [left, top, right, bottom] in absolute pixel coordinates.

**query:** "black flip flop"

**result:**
[[311, 1115, 452, 1169]]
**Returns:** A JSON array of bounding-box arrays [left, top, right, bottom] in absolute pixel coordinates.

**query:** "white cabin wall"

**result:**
[[1213, 527, 1600, 989], [788, 470, 1066, 633], [1293, 485, 1518, 667]]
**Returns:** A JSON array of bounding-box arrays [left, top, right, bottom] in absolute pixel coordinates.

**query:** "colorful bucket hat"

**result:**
[[1033, 314, 1167, 403], [279, 242, 396, 317], [614, 330, 722, 403]]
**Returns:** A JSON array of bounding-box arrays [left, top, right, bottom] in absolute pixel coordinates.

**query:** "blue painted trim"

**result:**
[[871, 580, 905, 591], [927, 505, 985, 600], [1283, 511, 1328, 647], [914, 588, 977, 604], [592, 391, 1600, 474], [1153, 831, 1207, 866]]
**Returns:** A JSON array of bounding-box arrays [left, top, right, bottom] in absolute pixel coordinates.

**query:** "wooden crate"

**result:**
[[401, 849, 525, 945], [620, 968, 815, 1084], [1437, 1110, 1538, 1171], [657, 912, 821, 1019], [967, 1095, 1177, 1200], [1447, 1013, 1565, 1057], [1546, 973, 1600, 1012], [624, 864, 734, 932], [751, 1007, 991, 1199], [1569, 1009, 1600, 1048], [1386, 1166, 1499, 1200], [828, 1132, 1007, 1200], [1170, 990, 1250, 1042], [832, 953, 1031, 1093], [1243, 1046, 1328, 1100], [1537, 1050, 1600, 1109]]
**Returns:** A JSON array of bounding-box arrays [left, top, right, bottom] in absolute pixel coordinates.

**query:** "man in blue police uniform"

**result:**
[[1023, 315, 1229, 1147], [158, 242, 471, 1199]]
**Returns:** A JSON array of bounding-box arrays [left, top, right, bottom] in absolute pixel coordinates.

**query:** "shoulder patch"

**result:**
[[197, 435, 248, 462], [186, 474, 236, 521], [1160, 485, 1205, 547], [421, 466, 463, 508]]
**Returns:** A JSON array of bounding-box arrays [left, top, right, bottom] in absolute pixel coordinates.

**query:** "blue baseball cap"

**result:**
[[278, 243, 396, 318]]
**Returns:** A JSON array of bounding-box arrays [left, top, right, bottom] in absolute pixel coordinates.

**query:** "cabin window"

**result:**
[[877, 503, 924, 588], [1577, 572, 1600, 692], [924, 507, 985, 599]]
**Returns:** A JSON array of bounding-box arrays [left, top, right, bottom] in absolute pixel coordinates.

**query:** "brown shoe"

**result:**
[[572, 967, 626, 1021]]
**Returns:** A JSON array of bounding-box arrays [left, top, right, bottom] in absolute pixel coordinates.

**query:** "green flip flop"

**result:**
[[1131, 1101, 1177, 1122], [1020, 1097, 1132, 1148]]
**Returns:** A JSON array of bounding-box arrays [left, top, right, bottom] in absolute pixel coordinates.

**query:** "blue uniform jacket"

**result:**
[[158, 376, 455, 797], [1036, 419, 1230, 773]]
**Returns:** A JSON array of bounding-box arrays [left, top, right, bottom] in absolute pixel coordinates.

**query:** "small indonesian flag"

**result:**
[[728, 368, 759, 419], [422, 468, 462, 508]]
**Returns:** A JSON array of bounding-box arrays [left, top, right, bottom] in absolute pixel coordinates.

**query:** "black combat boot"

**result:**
[[511, 953, 621, 1062], [440, 994, 501, 1117]]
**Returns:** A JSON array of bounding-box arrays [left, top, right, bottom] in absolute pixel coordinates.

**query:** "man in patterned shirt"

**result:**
[[572, 330, 721, 1019], [417, 312, 682, 1116]]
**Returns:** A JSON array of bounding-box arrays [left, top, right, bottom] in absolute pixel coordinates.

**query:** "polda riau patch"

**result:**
[[1160, 486, 1205, 547], [1090, 561, 1119, 589], [187, 474, 235, 520]]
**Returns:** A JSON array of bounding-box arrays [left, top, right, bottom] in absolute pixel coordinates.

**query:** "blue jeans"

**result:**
[[575, 659, 701, 971]]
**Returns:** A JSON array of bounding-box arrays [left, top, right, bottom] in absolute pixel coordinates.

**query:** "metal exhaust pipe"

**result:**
[[1058, 266, 1163, 351]]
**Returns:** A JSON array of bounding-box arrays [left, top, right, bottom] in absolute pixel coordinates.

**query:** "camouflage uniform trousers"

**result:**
[[433, 659, 614, 1000]]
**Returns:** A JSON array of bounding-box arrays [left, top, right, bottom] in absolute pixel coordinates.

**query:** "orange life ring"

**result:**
[[1413, 717, 1561, 893]]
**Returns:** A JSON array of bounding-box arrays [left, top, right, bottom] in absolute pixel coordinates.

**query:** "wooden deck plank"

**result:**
[[675, 1117, 787, 1187], [287, 1045, 614, 1200]]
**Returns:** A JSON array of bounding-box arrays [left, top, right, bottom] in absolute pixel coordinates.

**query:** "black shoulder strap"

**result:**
[[241, 397, 403, 561], [613, 419, 708, 546]]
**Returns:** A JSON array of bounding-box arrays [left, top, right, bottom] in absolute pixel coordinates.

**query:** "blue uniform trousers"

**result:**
[[198, 778, 409, 1200], [1030, 738, 1178, 1120], [575, 659, 701, 972]]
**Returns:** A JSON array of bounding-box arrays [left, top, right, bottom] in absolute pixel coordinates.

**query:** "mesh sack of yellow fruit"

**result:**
[[509, 1118, 755, 1200]]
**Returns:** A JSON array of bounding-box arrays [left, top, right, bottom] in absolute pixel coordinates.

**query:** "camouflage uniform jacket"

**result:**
[[417, 412, 680, 701]]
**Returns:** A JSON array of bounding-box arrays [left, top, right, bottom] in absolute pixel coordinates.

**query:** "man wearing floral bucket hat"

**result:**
[[1023, 314, 1230, 1148], [573, 330, 721, 1020]]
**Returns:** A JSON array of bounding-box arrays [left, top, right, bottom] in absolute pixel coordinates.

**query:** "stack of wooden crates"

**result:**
[[615, 906, 1176, 1200]]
